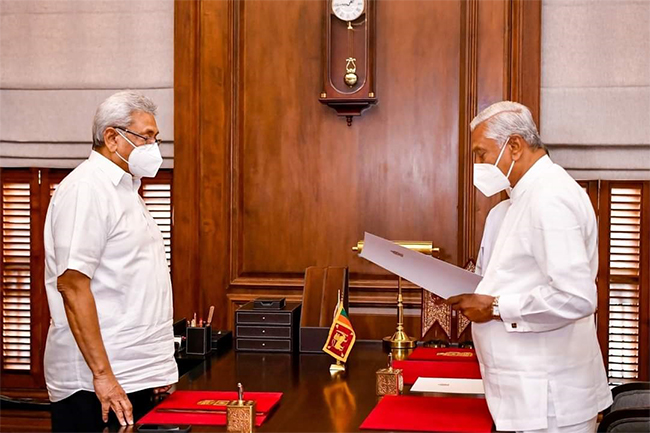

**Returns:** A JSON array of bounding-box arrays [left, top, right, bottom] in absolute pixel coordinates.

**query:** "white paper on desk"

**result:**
[[411, 377, 485, 395], [358, 232, 481, 299]]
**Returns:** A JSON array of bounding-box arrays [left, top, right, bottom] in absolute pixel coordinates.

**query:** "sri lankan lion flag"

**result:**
[[322, 304, 356, 363]]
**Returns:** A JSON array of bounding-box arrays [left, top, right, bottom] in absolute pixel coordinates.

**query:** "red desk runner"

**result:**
[[393, 360, 481, 385], [360, 395, 493, 433], [408, 347, 478, 362], [137, 390, 282, 426]]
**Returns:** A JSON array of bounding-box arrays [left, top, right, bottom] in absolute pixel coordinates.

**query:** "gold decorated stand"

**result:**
[[383, 276, 417, 349]]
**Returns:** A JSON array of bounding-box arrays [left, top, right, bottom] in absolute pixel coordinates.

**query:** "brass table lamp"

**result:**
[[352, 240, 438, 350]]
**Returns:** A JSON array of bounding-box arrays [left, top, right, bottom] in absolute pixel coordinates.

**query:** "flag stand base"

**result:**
[[329, 360, 346, 375]]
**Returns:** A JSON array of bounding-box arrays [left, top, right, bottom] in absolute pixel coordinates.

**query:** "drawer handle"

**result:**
[[262, 330, 265, 334], [262, 316, 266, 320], [262, 343, 266, 347]]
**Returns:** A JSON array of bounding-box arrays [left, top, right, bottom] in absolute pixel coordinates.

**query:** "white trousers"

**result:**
[[517, 416, 598, 433]]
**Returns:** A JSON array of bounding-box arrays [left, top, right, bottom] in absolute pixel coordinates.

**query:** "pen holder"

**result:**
[[226, 399, 256, 432], [186, 325, 212, 356], [376, 366, 403, 396]]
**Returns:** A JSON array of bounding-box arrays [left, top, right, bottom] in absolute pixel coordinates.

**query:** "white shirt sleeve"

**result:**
[[50, 181, 110, 279], [498, 193, 597, 333]]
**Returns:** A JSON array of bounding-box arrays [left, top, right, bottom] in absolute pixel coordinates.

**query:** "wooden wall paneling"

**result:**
[[173, 0, 201, 322], [173, 0, 542, 340], [469, 0, 542, 265], [470, 0, 509, 263], [350, 312, 421, 343], [358, 0, 461, 267], [30, 169, 52, 388], [198, 0, 233, 330], [457, 0, 478, 272], [456, 0, 479, 342], [596, 181, 612, 370], [507, 0, 542, 125]]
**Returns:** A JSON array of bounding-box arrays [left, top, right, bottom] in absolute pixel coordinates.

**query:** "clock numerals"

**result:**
[[332, 0, 364, 22]]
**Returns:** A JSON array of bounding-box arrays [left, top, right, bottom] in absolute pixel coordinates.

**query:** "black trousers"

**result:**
[[51, 388, 156, 433]]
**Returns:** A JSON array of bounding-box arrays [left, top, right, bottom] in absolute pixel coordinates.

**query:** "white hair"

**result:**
[[470, 101, 545, 151], [92, 91, 157, 148]]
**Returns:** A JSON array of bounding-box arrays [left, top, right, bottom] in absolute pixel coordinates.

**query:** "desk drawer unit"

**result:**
[[236, 312, 292, 326], [237, 325, 292, 339], [235, 302, 301, 353], [236, 338, 292, 352]]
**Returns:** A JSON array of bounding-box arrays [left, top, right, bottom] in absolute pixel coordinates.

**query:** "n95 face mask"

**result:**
[[473, 141, 515, 197], [115, 130, 163, 178]]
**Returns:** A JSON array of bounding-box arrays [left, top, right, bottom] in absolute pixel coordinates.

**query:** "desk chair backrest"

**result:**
[[598, 382, 650, 433]]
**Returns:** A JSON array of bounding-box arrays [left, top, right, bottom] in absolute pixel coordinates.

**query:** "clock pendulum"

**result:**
[[344, 21, 358, 87]]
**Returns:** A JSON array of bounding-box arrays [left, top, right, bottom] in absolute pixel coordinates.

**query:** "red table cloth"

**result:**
[[360, 395, 493, 432], [137, 390, 282, 426]]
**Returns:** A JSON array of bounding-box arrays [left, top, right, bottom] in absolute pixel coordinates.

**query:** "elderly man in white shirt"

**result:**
[[447, 101, 612, 433], [44, 91, 178, 431]]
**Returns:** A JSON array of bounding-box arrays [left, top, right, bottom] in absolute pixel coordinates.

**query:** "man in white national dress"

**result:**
[[44, 91, 178, 432], [447, 101, 612, 433]]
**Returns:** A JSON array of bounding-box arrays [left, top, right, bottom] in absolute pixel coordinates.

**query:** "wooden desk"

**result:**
[[175, 341, 388, 432]]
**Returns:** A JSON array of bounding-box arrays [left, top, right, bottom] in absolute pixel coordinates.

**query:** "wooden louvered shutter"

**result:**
[[1, 169, 68, 390], [140, 170, 173, 268], [598, 181, 650, 381], [1, 179, 32, 372]]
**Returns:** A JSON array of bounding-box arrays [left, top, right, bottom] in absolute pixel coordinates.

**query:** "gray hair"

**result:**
[[92, 91, 157, 149], [470, 101, 546, 151]]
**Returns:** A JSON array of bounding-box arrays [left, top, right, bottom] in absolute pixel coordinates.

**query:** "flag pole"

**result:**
[[329, 289, 347, 375]]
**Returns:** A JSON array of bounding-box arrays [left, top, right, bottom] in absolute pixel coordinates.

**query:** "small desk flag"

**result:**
[[322, 303, 356, 363]]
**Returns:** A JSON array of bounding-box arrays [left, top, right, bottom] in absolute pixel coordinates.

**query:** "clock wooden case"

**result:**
[[319, 0, 377, 126]]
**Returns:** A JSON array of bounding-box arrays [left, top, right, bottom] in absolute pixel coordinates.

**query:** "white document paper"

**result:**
[[358, 232, 482, 299], [411, 377, 485, 395]]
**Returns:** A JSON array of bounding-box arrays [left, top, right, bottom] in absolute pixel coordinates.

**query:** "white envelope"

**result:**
[[358, 232, 481, 299], [411, 377, 485, 395]]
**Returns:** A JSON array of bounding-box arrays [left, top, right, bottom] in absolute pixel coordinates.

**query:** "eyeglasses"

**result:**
[[114, 126, 162, 146]]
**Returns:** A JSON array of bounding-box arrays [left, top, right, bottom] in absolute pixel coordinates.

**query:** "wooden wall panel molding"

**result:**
[[173, 0, 542, 339], [173, 0, 201, 323], [507, 0, 542, 125], [457, 0, 479, 267]]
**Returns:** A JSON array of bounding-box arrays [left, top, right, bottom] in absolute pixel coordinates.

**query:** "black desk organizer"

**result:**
[[186, 325, 212, 356], [235, 302, 301, 352]]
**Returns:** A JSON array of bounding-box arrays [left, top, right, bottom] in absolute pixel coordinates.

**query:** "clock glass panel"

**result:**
[[332, 0, 365, 22]]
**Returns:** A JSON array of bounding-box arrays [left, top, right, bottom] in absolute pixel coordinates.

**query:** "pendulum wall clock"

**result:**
[[320, 0, 377, 126]]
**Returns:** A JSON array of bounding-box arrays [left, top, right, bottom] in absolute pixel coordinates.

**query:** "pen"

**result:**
[[207, 305, 215, 326]]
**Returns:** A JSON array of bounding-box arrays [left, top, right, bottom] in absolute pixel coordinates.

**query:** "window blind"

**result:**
[[141, 181, 173, 268], [606, 185, 643, 379], [1, 182, 32, 371]]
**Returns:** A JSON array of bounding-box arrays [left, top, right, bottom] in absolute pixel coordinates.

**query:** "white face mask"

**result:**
[[115, 130, 163, 178], [473, 140, 515, 197]]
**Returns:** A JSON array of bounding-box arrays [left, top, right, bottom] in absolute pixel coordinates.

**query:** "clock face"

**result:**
[[332, 0, 365, 22]]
